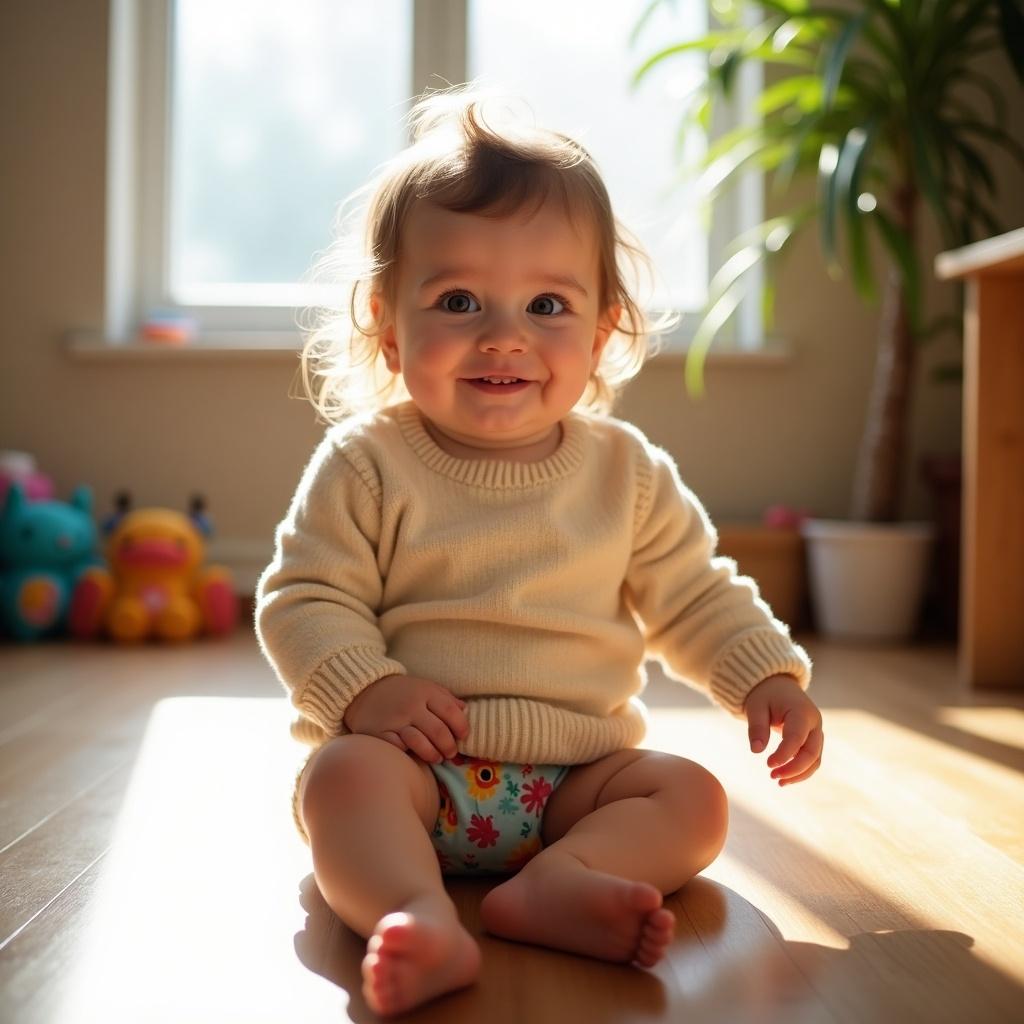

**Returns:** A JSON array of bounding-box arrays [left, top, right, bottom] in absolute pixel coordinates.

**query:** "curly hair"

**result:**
[[297, 83, 676, 423]]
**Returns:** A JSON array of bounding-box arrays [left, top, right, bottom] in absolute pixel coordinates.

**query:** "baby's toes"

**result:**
[[362, 936, 412, 1016], [634, 907, 676, 967], [649, 907, 675, 934], [372, 913, 417, 952], [362, 952, 394, 1011]]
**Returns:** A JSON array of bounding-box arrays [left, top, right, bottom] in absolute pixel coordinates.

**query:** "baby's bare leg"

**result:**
[[480, 749, 729, 967], [300, 735, 481, 1017]]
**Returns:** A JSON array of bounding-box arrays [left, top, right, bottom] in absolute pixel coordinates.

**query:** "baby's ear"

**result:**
[[372, 294, 401, 372], [603, 303, 622, 332], [594, 303, 622, 354], [371, 293, 396, 332]]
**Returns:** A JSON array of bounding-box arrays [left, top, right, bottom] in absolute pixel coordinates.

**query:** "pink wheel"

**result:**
[[201, 576, 238, 636], [68, 570, 111, 639]]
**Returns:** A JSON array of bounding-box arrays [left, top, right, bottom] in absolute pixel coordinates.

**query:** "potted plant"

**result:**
[[633, 0, 1024, 640]]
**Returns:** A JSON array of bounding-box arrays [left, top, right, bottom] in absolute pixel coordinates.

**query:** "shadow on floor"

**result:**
[[291, 873, 1019, 1023]]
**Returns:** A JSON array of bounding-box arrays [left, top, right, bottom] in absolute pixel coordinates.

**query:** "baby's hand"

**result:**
[[743, 674, 823, 787], [342, 674, 470, 763]]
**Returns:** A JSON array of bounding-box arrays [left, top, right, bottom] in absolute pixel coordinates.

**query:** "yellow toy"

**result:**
[[70, 494, 238, 643]]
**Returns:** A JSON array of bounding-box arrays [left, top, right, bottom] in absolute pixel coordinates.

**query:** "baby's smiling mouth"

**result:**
[[463, 376, 532, 392]]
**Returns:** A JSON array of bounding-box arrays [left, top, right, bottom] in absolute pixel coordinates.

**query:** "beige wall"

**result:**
[[2, 1, 1022, 589]]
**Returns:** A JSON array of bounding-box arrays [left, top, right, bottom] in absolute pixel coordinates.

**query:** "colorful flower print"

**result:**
[[466, 814, 500, 849], [464, 759, 502, 800], [19, 578, 60, 627], [504, 836, 542, 872], [426, 758, 569, 876], [521, 775, 554, 815], [435, 780, 458, 835]]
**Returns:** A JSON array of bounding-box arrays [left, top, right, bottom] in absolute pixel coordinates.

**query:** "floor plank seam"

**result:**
[[676, 897, 708, 955], [0, 689, 88, 748], [0, 848, 109, 953], [0, 759, 132, 858]]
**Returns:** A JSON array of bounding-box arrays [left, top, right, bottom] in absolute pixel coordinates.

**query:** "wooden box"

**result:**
[[716, 524, 807, 630]]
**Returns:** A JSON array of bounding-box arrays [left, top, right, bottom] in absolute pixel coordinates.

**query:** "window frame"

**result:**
[[104, 0, 765, 353]]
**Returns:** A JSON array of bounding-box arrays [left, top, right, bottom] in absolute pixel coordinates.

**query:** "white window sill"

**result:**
[[65, 329, 301, 360], [65, 329, 795, 367]]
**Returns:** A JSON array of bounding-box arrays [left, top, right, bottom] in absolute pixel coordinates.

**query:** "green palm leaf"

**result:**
[[821, 10, 868, 108], [632, 0, 1020, 395], [835, 123, 878, 301]]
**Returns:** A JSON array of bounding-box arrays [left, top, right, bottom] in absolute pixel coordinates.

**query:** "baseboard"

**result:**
[[205, 537, 272, 597]]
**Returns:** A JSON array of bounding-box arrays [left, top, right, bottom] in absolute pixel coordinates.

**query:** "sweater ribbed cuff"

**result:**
[[298, 647, 407, 735], [709, 631, 812, 717]]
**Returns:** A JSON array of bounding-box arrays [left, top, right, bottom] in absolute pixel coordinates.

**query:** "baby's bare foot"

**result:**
[[362, 905, 481, 1018], [479, 850, 676, 967]]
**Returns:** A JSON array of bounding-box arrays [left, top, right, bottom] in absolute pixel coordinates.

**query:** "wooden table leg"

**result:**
[[960, 274, 1024, 689]]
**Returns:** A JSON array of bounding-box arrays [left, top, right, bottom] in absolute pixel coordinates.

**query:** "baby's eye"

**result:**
[[438, 291, 480, 313], [528, 294, 567, 316]]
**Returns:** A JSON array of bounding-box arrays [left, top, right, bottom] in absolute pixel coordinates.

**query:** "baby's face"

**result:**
[[376, 199, 620, 459]]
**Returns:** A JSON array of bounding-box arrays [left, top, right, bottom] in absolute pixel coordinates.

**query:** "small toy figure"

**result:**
[[70, 493, 238, 643], [0, 484, 102, 641], [0, 451, 56, 504]]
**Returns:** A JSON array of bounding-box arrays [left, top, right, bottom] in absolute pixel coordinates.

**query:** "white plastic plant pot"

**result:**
[[801, 519, 935, 641]]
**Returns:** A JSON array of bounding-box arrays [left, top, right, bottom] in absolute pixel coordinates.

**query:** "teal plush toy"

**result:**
[[0, 483, 102, 641]]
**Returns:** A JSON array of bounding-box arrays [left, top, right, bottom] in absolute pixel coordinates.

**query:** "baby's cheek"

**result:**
[[417, 331, 469, 369]]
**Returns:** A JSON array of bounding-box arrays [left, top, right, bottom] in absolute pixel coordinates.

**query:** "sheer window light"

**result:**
[[103, 0, 762, 351]]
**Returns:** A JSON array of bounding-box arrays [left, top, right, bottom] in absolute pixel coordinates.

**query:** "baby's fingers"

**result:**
[[770, 726, 824, 780], [415, 705, 466, 761], [776, 755, 822, 786], [767, 714, 814, 768], [397, 724, 449, 763], [747, 703, 771, 753], [379, 730, 408, 754], [428, 694, 471, 741]]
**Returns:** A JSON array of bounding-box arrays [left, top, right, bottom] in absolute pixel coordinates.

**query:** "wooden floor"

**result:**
[[2, 631, 1023, 1023]]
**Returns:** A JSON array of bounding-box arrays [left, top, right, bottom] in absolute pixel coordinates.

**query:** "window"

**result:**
[[169, 0, 411, 308], [105, 0, 763, 350]]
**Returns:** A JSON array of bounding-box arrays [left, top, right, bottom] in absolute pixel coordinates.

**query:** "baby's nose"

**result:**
[[476, 312, 528, 352]]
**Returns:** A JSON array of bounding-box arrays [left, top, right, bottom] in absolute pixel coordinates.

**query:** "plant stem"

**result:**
[[849, 182, 917, 522]]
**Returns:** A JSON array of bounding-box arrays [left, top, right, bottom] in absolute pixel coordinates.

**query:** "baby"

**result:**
[[256, 85, 823, 1018]]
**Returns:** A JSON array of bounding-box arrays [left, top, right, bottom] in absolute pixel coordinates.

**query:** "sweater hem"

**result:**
[[458, 696, 649, 764]]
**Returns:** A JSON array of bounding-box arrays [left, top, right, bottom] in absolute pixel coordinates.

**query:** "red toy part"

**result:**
[[197, 568, 239, 636], [68, 567, 115, 639]]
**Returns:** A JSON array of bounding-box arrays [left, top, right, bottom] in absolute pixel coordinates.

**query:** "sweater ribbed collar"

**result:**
[[395, 401, 587, 488]]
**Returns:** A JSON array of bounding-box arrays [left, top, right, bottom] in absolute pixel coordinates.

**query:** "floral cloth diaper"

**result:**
[[427, 754, 570, 876]]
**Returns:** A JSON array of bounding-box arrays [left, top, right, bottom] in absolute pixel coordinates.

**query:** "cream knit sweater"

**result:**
[[256, 401, 811, 765]]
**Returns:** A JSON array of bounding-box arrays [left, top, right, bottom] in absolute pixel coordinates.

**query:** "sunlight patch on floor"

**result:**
[[54, 698, 343, 1024], [647, 706, 1024, 984], [704, 853, 850, 950], [933, 706, 1024, 753]]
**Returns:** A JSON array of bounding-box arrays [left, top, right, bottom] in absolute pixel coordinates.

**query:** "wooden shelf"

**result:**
[[935, 226, 1024, 280], [934, 228, 1024, 689]]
